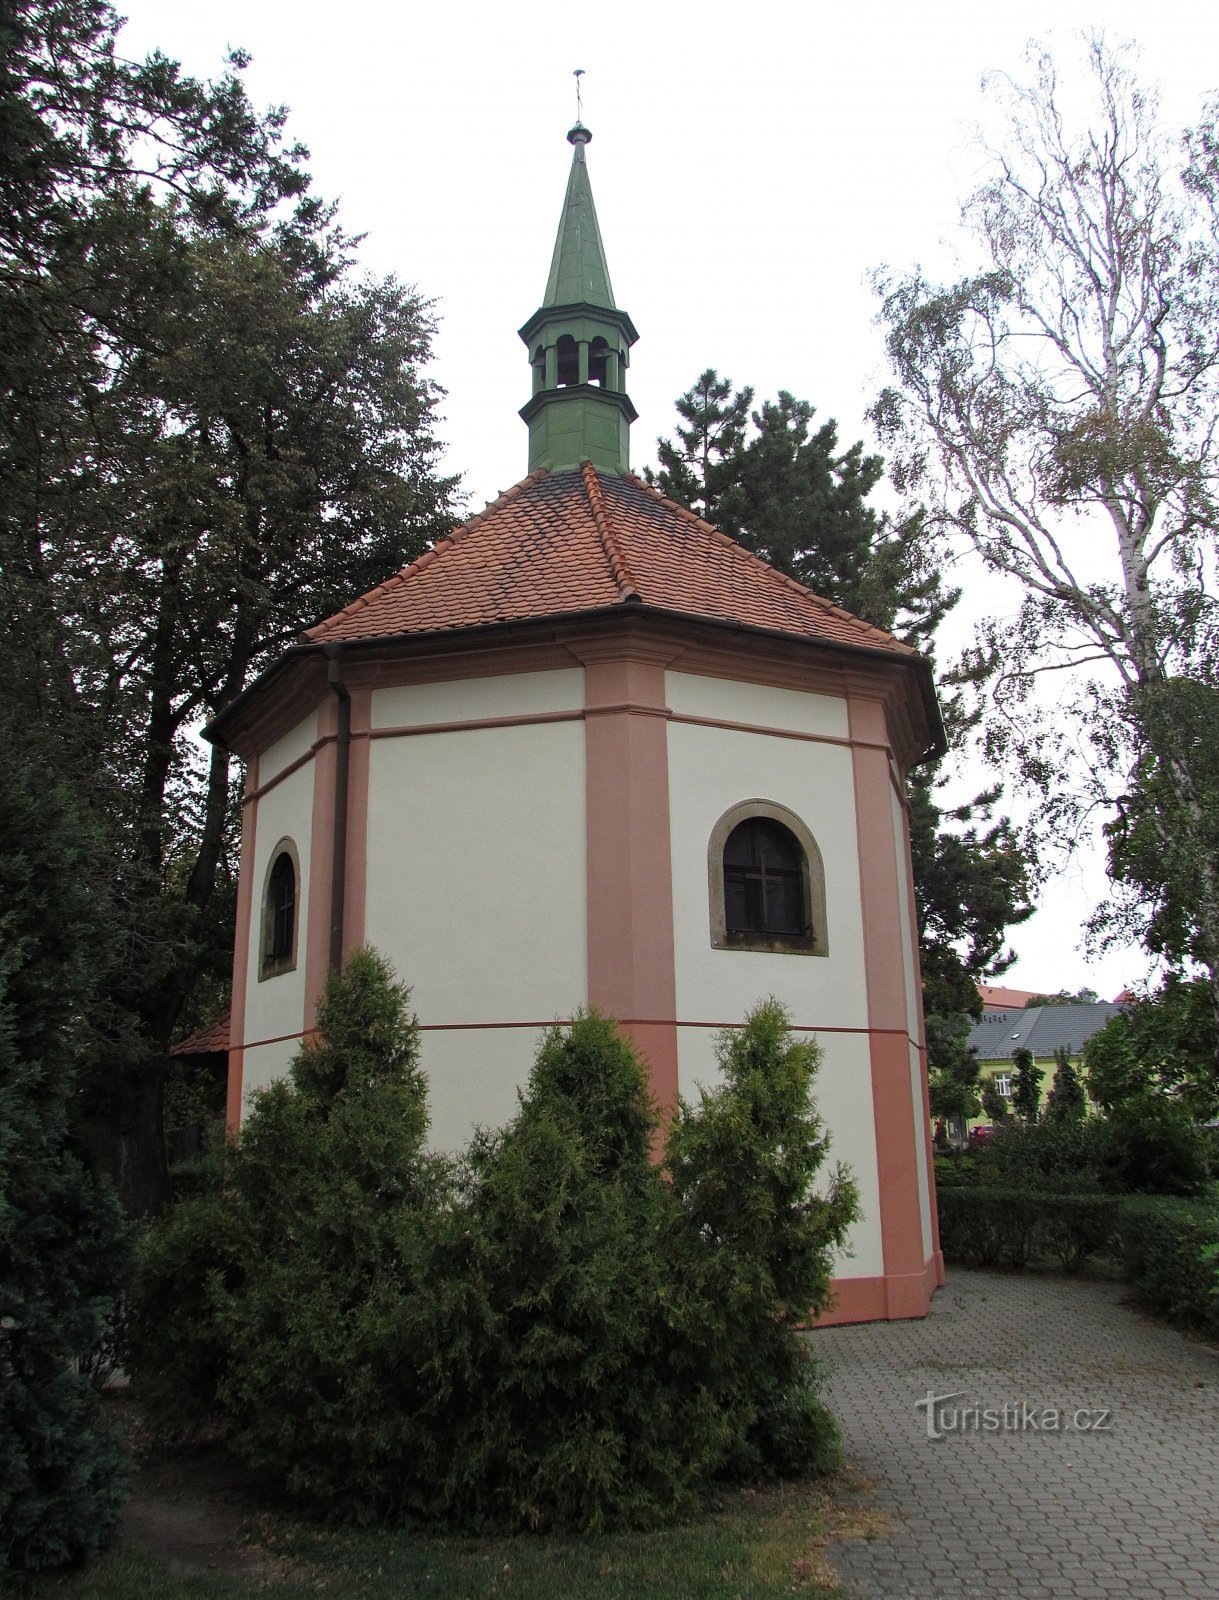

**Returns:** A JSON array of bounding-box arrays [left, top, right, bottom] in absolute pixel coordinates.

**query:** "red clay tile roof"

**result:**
[[171, 1010, 231, 1056], [306, 464, 914, 657]]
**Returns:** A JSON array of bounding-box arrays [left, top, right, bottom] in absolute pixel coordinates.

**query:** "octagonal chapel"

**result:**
[[208, 124, 946, 1325]]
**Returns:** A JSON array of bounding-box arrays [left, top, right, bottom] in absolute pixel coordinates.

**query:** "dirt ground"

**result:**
[[113, 1406, 273, 1580]]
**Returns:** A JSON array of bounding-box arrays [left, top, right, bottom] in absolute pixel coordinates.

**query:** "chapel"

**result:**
[[208, 123, 945, 1324]]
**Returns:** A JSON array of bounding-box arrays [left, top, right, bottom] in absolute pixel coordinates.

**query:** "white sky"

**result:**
[[117, 0, 1219, 1003]]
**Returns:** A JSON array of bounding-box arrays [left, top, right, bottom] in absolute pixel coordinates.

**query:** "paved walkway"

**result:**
[[812, 1269, 1219, 1599]]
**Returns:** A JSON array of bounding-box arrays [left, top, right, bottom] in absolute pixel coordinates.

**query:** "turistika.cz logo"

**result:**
[[916, 1390, 1113, 1441]]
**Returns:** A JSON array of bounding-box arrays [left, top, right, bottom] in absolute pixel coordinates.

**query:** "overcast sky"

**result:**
[[117, 1, 1219, 1004]]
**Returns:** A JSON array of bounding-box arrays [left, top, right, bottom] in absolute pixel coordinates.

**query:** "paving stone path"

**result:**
[[812, 1269, 1219, 1599]]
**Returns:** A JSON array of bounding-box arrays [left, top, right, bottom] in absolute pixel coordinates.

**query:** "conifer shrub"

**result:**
[[1045, 1046, 1087, 1121], [131, 969, 855, 1530], [0, 737, 132, 1577], [665, 999, 859, 1482], [133, 948, 452, 1517], [412, 1012, 709, 1531]]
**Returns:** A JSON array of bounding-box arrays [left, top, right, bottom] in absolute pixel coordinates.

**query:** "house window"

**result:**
[[260, 840, 300, 979], [993, 1072, 1012, 1098], [707, 800, 827, 956]]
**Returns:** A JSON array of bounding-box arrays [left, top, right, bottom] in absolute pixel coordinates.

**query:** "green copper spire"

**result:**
[[543, 124, 615, 309], [519, 124, 638, 475]]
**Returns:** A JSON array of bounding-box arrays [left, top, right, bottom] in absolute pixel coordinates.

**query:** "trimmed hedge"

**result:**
[[1115, 1195, 1219, 1336], [937, 1187, 1119, 1273]]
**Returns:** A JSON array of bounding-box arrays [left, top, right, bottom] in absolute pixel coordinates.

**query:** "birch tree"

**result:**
[[871, 38, 1219, 1052]]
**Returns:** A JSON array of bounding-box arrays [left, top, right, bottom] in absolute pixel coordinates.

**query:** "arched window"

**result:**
[[589, 336, 610, 387], [260, 840, 300, 978], [556, 334, 578, 387], [707, 801, 827, 956]]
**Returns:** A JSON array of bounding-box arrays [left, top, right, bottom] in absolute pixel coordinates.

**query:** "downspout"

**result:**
[[324, 645, 351, 972]]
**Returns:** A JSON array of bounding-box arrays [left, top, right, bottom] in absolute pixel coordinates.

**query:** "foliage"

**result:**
[[133, 968, 853, 1531], [665, 1000, 858, 1484], [1102, 1095, 1211, 1197], [1024, 989, 1099, 1007], [871, 37, 1219, 1048], [648, 371, 1034, 1036], [416, 1011, 705, 1533], [979, 1077, 1011, 1125], [0, 713, 133, 1577], [1115, 1195, 1219, 1336], [133, 949, 452, 1519], [1084, 976, 1218, 1119], [963, 1115, 1108, 1192], [963, 1098, 1209, 1197], [1009, 1047, 1044, 1124], [936, 1187, 1118, 1273], [2, 0, 460, 1214], [925, 1014, 980, 1120], [1045, 1046, 1087, 1122]]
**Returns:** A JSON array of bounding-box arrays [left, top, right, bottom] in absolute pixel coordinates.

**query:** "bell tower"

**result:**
[[518, 124, 638, 474]]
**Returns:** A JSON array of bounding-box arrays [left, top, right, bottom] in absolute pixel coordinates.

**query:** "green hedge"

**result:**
[[937, 1187, 1119, 1272], [1115, 1195, 1219, 1336]]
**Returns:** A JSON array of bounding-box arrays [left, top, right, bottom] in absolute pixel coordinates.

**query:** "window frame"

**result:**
[[707, 800, 828, 957], [259, 838, 301, 981]]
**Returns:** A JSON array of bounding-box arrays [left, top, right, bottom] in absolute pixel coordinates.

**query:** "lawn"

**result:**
[[38, 1445, 879, 1600]]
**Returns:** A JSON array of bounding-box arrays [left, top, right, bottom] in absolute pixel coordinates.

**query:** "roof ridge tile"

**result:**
[[580, 460, 640, 603]]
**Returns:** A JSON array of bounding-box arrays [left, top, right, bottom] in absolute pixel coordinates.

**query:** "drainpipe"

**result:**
[[324, 646, 350, 972]]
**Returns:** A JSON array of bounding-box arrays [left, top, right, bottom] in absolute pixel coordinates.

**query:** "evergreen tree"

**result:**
[[1045, 1046, 1087, 1121], [650, 373, 1035, 1077], [2, 0, 459, 1212], [665, 1000, 858, 1480], [980, 1077, 1011, 1124], [925, 1016, 981, 1121], [1010, 1047, 1045, 1125], [0, 712, 132, 1577]]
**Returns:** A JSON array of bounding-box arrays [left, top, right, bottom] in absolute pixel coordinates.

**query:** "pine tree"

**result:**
[[1045, 1046, 1088, 1121], [1010, 1047, 1045, 1125], [651, 373, 1035, 1089]]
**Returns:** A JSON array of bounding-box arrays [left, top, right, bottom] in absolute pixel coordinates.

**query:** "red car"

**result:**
[[968, 1125, 996, 1144]]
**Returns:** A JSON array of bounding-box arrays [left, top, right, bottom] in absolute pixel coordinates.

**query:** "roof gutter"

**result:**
[[207, 603, 947, 764]]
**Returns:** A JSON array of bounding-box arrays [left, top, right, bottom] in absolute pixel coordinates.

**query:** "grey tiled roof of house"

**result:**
[[966, 1001, 1122, 1063]]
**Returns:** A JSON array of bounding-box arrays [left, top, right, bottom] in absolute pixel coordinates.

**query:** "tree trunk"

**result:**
[[110, 1058, 170, 1217]]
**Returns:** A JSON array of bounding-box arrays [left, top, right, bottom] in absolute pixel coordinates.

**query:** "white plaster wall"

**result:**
[[372, 668, 583, 729], [911, 1040, 933, 1259], [667, 713, 868, 1051], [890, 779, 921, 1043], [364, 718, 587, 1146], [667, 670, 849, 739], [241, 755, 314, 1105], [239, 1038, 298, 1103], [259, 710, 318, 783], [666, 682, 881, 1279], [417, 1026, 556, 1153], [822, 1032, 885, 1280]]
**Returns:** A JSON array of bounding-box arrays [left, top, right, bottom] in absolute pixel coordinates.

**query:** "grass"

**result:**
[[38, 1476, 881, 1600]]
